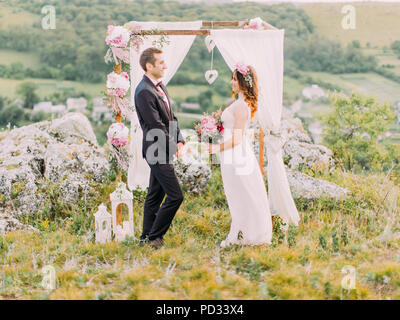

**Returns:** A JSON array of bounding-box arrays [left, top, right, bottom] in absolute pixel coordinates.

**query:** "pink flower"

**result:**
[[121, 72, 129, 80], [234, 61, 249, 77], [201, 116, 218, 132], [249, 17, 263, 30], [105, 25, 130, 48], [115, 88, 126, 97], [107, 123, 130, 147]]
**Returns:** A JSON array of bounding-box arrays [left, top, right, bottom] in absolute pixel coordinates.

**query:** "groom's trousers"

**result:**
[[141, 163, 184, 241]]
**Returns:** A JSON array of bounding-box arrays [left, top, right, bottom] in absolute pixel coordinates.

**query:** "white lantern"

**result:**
[[94, 204, 112, 243], [110, 182, 134, 241]]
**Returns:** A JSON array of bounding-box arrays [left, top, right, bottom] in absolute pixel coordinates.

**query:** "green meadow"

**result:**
[[300, 2, 400, 47], [1, 168, 400, 300]]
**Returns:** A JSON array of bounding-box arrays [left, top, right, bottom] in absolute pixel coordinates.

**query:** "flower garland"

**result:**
[[107, 122, 131, 171], [103, 22, 170, 171], [241, 17, 265, 30]]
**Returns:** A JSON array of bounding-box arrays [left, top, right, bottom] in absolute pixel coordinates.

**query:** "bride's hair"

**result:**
[[231, 65, 258, 119]]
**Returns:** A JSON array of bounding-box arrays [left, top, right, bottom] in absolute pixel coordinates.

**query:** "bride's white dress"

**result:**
[[219, 97, 273, 247]]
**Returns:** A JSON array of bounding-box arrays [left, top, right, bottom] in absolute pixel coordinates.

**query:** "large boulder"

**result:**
[[247, 116, 346, 201], [286, 169, 349, 200], [248, 118, 335, 172], [0, 112, 109, 219], [283, 140, 335, 172]]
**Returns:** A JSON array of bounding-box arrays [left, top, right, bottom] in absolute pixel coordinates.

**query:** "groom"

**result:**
[[134, 47, 185, 249]]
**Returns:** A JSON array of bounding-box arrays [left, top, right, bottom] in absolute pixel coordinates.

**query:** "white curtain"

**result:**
[[210, 29, 300, 226], [128, 21, 202, 190]]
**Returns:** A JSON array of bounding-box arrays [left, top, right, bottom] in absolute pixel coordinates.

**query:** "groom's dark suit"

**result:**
[[135, 74, 185, 242]]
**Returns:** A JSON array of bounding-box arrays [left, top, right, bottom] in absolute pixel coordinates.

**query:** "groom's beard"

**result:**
[[150, 70, 163, 80]]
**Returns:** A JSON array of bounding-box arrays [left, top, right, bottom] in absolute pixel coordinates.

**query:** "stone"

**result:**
[[285, 169, 349, 200], [0, 214, 39, 235], [0, 112, 109, 222], [173, 153, 211, 194], [283, 140, 335, 172]]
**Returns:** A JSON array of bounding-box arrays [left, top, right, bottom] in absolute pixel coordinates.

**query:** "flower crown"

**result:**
[[234, 62, 253, 88]]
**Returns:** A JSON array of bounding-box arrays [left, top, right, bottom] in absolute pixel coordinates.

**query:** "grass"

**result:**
[[0, 49, 41, 70], [0, 5, 39, 28], [0, 77, 104, 100], [1, 166, 400, 300], [300, 2, 400, 47], [304, 72, 400, 105]]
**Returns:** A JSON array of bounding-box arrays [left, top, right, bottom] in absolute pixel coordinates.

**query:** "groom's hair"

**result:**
[[140, 47, 163, 72]]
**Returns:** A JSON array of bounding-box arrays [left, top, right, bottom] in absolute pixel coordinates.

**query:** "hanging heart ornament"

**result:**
[[204, 36, 216, 53], [205, 70, 218, 84]]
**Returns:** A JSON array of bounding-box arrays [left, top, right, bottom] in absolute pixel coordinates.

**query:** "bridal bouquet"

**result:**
[[194, 108, 224, 143], [107, 122, 131, 171]]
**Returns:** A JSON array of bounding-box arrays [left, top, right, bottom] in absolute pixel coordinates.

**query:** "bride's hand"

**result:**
[[208, 144, 220, 154]]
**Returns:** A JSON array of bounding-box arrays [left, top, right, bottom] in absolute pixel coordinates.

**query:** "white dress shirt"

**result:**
[[145, 74, 171, 112]]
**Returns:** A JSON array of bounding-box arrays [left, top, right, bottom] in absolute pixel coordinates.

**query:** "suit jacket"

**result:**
[[134, 75, 185, 164]]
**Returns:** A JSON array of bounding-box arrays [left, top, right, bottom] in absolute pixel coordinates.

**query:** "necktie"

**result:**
[[156, 81, 172, 119]]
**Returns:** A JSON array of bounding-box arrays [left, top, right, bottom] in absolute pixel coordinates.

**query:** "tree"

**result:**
[[198, 90, 214, 112], [0, 106, 25, 127], [16, 82, 39, 109], [391, 40, 400, 54], [322, 92, 395, 172], [0, 96, 6, 111]]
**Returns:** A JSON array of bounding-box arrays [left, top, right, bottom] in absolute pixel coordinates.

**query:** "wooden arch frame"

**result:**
[[114, 20, 279, 179]]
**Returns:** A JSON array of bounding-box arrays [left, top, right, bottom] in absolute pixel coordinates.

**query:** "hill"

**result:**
[[300, 2, 400, 47]]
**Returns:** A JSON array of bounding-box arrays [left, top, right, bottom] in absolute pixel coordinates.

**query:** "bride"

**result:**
[[208, 63, 273, 247]]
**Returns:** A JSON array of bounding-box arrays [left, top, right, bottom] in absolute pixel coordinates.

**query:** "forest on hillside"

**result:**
[[0, 0, 382, 84]]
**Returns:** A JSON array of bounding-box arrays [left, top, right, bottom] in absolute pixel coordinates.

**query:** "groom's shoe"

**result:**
[[149, 237, 164, 249], [139, 236, 149, 247]]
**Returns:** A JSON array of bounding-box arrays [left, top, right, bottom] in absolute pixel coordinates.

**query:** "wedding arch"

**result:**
[[104, 19, 300, 226]]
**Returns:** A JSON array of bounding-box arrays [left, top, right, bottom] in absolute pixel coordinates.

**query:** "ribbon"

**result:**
[[110, 96, 133, 120]]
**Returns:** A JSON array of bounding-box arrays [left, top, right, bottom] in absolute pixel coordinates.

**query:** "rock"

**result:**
[[0, 214, 39, 235], [248, 115, 344, 200], [286, 169, 349, 200], [173, 154, 211, 194], [48, 112, 97, 145], [281, 118, 312, 144], [283, 140, 335, 172], [0, 112, 109, 220], [248, 117, 335, 172]]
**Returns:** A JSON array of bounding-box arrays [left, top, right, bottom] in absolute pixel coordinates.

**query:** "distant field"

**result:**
[[300, 2, 400, 47], [0, 5, 39, 27], [305, 71, 400, 105], [0, 49, 41, 69], [0, 78, 104, 99], [364, 48, 400, 77]]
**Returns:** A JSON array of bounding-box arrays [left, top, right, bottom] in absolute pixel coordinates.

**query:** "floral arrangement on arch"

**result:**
[[103, 21, 170, 170], [103, 22, 170, 118], [240, 17, 266, 30], [107, 122, 131, 171]]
